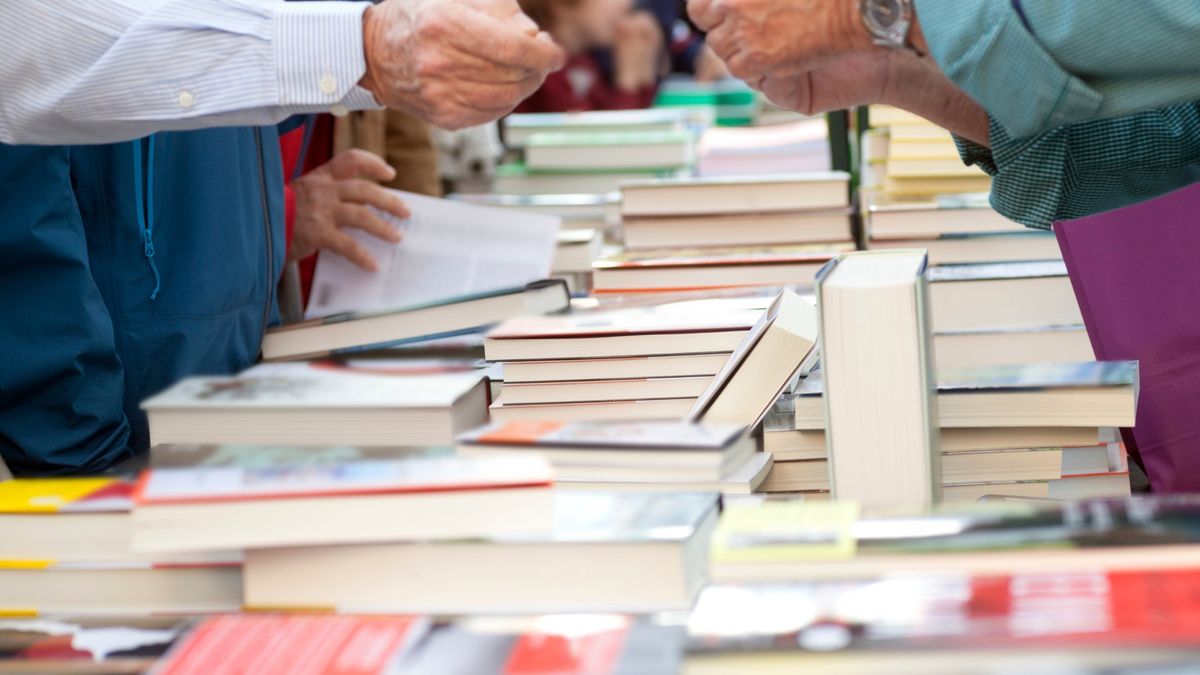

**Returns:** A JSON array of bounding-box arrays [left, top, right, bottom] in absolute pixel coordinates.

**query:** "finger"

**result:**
[[465, 16, 566, 72], [338, 179, 410, 219], [335, 202, 403, 244], [687, 0, 722, 32], [329, 149, 397, 182], [324, 229, 379, 272]]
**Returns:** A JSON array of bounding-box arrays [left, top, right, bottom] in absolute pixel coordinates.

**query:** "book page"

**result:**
[[305, 191, 560, 319]]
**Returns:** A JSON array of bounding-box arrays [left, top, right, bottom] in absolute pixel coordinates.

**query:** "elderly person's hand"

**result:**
[[290, 149, 410, 272], [759, 50, 991, 146], [359, 0, 567, 130], [687, 0, 869, 83]]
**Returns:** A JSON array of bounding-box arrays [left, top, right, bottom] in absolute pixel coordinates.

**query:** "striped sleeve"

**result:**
[[0, 0, 380, 145]]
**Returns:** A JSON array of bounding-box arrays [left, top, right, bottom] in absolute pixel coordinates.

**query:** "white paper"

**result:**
[[306, 191, 560, 319]]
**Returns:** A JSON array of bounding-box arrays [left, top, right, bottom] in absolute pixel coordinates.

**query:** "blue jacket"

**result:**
[[0, 127, 285, 475]]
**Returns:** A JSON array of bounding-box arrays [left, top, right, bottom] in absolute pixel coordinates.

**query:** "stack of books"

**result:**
[[925, 259, 1092, 370], [0, 477, 240, 615], [496, 109, 698, 195], [865, 192, 1063, 265], [863, 105, 991, 197], [457, 420, 772, 495], [132, 453, 719, 614], [484, 293, 775, 422], [595, 173, 853, 294], [761, 361, 1138, 500]]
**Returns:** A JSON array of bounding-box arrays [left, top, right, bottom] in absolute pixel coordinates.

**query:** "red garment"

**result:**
[[515, 54, 656, 113], [278, 115, 335, 305]]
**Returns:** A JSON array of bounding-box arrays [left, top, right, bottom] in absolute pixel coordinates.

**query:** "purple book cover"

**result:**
[[1055, 182, 1200, 493]]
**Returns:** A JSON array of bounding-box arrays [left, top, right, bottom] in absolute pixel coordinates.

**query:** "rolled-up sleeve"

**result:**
[[953, 105, 1200, 230], [0, 0, 381, 145], [915, 0, 1200, 140]]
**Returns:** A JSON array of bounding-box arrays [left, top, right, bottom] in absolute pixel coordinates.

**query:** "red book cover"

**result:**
[[156, 615, 427, 675]]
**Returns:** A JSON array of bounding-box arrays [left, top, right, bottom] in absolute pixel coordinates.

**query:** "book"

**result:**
[[504, 108, 690, 146], [503, 353, 732, 383], [0, 564, 242, 615], [262, 281, 570, 362], [817, 250, 939, 506], [395, 618, 682, 675], [688, 290, 818, 427], [868, 230, 1062, 265], [553, 228, 604, 273], [758, 448, 1063, 492], [884, 174, 992, 197], [791, 361, 1139, 430], [448, 191, 619, 226], [0, 616, 186, 672], [0, 477, 232, 566], [142, 363, 490, 447], [457, 420, 754, 482], [155, 615, 429, 675], [886, 156, 988, 178], [592, 244, 851, 293], [305, 191, 559, 320], [242, 492, 719, 614], [1055, 183, 1200, 492], [549, 450, 772, 496], [708, 495, 1200, 584], [484, 295, 772, 361], [695, 120, 832, 177], [620, 173, 850, 218], [1049, 471, 1133, 500], [764, 425, 1103, 462], [928, 260, 1083, 332], [131, 454, 555, 554], [494, 163, 680, 196], [497, 375, 714, 405], [622, 209, 852, 250], [490, 397, 697, 423], [524, 131, 693, 172], [865, 192, 1025, 239], [688, 568, 1200, 672], [932, 324, 1093, 371]]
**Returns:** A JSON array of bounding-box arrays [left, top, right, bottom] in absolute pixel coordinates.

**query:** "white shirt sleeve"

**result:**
[[0, 0, 383, 145]]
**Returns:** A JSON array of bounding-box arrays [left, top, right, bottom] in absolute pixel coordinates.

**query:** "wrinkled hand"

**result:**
[[692, 43, 730, 83], [290, 149, 409, 272], [359, 0, 567, 130], [757, 51, 895, 117], [688, 0, 868, 83]]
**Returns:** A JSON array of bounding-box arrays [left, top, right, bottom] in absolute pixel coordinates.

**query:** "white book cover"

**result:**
[[142, 362, 486, 410], [137, 455, 554, 504], [306, 191, 560, 320]]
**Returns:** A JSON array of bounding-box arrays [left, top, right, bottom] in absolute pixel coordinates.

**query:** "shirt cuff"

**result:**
[[914, 0, 1103, 140], [275, 1, 373, 112]]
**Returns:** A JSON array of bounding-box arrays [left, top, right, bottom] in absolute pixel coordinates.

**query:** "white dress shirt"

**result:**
[[1, 0, 382, 145]]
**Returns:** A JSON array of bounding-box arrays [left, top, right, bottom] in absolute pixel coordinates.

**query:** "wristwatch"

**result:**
[[859, 0, 921, 54]]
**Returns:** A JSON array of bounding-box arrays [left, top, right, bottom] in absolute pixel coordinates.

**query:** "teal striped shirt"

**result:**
[[914, 0, 1200, 228]]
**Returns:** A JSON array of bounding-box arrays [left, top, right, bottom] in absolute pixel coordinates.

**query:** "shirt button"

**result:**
[[319, 75, 338, 95], [177, 90, 196, 109], [330, 104, 349, 117]]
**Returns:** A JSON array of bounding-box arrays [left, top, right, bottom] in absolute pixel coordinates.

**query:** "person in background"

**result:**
[[688, 0, 1200, 228], [516, 0, 664, 112]]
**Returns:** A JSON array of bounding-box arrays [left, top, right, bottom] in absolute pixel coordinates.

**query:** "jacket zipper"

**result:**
[[252, 128, 274, 347]]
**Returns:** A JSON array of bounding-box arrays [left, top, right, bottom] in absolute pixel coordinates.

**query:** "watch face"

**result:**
[[865, 0, 906, 35]]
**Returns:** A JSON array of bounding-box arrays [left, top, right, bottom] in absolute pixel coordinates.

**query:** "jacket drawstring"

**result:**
[[132, 136, 161, 300]]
